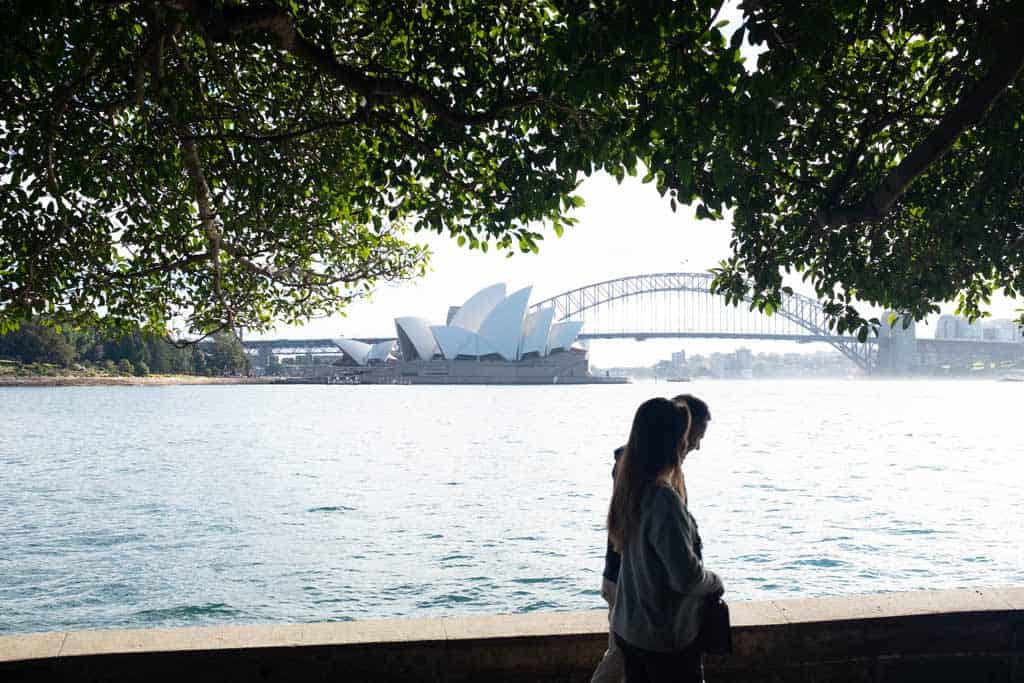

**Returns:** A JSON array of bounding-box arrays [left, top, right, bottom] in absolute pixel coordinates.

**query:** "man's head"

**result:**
[[672, 394, 710, 454]]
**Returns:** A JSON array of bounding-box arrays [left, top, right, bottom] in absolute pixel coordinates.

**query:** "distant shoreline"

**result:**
[[0, 375, 284, 387]]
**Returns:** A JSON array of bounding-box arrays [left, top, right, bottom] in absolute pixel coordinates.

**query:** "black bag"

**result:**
[[697, 597, 732, 655]]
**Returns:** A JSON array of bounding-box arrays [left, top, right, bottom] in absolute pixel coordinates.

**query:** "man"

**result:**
[[590, 394, 711, 683]]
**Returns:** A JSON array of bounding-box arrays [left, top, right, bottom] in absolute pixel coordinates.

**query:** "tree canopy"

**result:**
[[710, 1, 1024, 334], [2, 1, 1022, 338], [0, 319, 248, 375]]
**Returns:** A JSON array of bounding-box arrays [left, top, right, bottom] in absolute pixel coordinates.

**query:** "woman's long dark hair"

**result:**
[[607, 397, 689, 552]]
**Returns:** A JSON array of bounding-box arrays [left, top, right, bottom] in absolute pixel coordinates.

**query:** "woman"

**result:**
[[608, 397, 723, 682], [592, 395, 712, 683]]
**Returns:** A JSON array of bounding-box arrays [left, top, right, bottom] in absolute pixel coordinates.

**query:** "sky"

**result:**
[[260, 2, 1021, 368], [264, 171, 1022, 368]]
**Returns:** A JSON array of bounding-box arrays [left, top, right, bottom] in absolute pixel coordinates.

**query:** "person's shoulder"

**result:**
[[649, 483, 685, 510], [650, 486, 699, 540]]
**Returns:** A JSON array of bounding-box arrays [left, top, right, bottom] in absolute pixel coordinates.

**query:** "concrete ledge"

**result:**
[[1, 587, 1021, 682]]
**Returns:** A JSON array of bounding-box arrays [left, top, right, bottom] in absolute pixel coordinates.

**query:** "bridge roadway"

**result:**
[[580, 332, 860, 343], [242, 338, 391, 353], [241, 332, 864, 355], [241, 331, 864, 358], [241, 334, 1024, 351], [242, 333, 1024, 375]]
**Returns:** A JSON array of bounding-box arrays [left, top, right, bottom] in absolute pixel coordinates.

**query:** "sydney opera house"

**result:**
[[331, 283, 622, 384]]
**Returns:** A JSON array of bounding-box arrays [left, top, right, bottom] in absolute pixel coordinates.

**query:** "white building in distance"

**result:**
[[332, 283, 584, 367], [936, 315, 1023, 342]]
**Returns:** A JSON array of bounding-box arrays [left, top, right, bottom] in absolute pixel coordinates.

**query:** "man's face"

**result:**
[[686, 423, 707, 454]]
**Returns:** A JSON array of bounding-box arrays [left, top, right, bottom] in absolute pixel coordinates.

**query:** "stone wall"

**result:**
[[1, 587, 1021, 682]]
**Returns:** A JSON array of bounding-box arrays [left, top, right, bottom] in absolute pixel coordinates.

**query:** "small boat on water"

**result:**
[[666, 376, 691, 383]]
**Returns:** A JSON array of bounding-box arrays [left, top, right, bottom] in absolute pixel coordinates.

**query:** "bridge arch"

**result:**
[[529, 272, 874, 369]]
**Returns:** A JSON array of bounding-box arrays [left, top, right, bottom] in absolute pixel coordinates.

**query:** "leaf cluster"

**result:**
[[700, 0, 1024, 335]]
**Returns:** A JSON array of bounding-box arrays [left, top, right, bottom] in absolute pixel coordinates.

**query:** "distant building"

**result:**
[[936, 315, 958, 339], [656, 346, 856, 379], [735, 347, 753, 379], [328, 283, 617, 384], [709, 353, 728, 378], [334, 283, 584, 364], [956, 317, 983, 340], [935, 314, 1022, 342], [981, 319, 1020, 342], [702, 348, 754, 378]]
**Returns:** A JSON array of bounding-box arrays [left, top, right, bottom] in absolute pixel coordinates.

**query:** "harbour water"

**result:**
[[1, 380, 1022, 635]]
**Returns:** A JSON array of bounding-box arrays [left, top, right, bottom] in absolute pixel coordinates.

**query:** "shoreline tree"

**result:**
[[0, 319, 250, 375], [2, 1, 1021, 339]]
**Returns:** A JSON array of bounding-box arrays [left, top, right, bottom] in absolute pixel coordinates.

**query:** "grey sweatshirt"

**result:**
[[611, 483, 723, 652]]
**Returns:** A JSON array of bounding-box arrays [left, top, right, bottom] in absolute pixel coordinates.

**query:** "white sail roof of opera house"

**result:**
[[367, 340, 396, 362], [476, 285, 532, 361], [430, 325, 498, 359], [333, 338, 397, 365], [547, 320, 585, 354], [448, 283, 506, 332], [333, 338, 372, 365], [394, 317, 440, 360], [390, 282, 583, 362], [520, 307, 555, 357]]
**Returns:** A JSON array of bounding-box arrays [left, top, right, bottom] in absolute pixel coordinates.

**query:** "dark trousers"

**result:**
[[613, 633, 704, 683]]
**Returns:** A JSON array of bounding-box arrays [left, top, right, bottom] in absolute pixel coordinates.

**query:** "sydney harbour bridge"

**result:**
[[526, 272, 875, 369], [243, 272, 1024, 374]]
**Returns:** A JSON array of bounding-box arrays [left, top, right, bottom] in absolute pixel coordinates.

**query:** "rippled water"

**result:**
[[1, 380, 1022, 635]]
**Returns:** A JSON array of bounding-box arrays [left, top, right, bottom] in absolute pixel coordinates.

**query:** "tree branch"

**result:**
[[106, 252, 212, 280], [177, 129, 228, 320], [95, 21, 180, 115], [820, 27, 1024, 227], [49, 45, 99, 193], [706, 4, 722, 35], [167, 0, 543, 127], [217, 239, 417, 289], [28, 45, 103, 265], [823, 110, 899, 210], [739, 1, 795, 54], [165, 30, 240, 327], [179, 110, 367, 143], [168, 323, 231, 348]]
